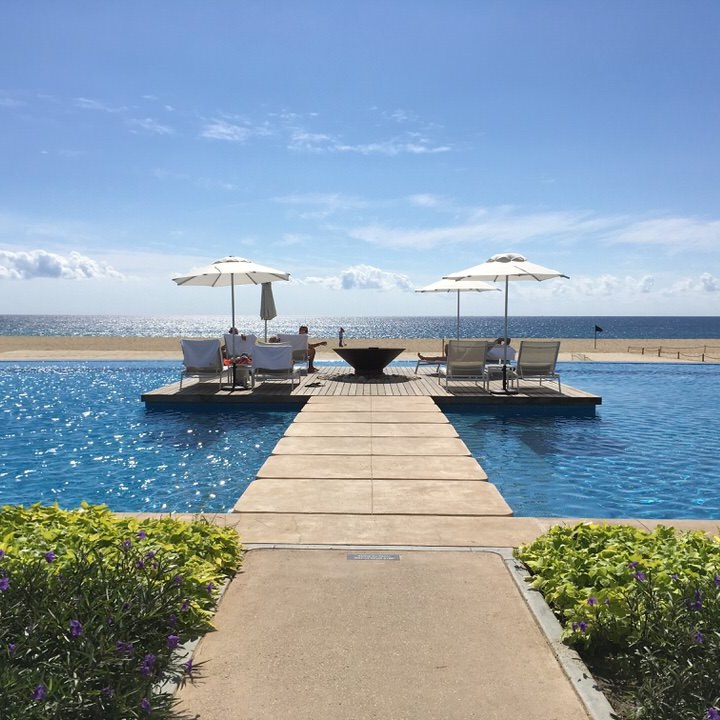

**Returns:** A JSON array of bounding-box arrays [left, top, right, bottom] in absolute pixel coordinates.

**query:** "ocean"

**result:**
[[0, 315, 719, 340]]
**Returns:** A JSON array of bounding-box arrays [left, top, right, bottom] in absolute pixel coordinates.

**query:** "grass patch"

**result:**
[[0, 503, 241, 719]]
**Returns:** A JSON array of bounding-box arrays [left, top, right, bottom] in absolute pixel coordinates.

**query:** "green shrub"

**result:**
[[0, 503, 241, 719], [515, 523, 720, 720]]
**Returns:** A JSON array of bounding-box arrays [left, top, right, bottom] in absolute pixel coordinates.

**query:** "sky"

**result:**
[[1, 0, 719, 319]]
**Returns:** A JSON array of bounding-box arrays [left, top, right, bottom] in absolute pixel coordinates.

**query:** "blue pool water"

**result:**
[[0, 362, 296, 513], [444, 362, 720, 519], [0, 360, 719, 518]]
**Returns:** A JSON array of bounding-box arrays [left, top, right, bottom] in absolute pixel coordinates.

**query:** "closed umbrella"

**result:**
[[259, 282, 277, 341], [415, 278, 499, 339], [172, 256, 289, 332], [444, 252, 568, 392]]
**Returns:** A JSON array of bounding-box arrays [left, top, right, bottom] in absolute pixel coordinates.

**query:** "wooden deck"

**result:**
[[142, 366, 601, 411]]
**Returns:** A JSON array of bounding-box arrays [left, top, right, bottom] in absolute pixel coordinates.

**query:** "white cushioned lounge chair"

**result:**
[[277, 333, 310, 373], [223, 333, 256, 359], [251, 343, 301, 388], [179, 338, 225, 389]]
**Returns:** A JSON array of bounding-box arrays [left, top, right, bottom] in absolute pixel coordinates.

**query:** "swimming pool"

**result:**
[[444, 362, 720, 519], [0, 362, 296, 513], [0, 360, 718, 518]]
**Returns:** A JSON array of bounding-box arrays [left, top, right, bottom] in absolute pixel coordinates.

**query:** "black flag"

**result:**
[[594, 325, 603, 333]]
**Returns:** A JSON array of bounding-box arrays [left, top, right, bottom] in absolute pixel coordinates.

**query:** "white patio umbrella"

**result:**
[[444, 252, 568, 391], [172, 256, 290, 332], [415, 278, 500, 339], [259, 282, 277, 341]]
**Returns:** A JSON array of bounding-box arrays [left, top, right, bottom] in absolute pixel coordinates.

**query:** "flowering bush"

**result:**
[[0, 503, 241, 719], [515, 523, 720, 720]]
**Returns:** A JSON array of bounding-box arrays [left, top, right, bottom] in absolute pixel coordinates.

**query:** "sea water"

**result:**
[[2, 314, 720, 340]]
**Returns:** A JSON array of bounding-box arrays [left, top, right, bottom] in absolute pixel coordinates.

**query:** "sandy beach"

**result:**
[[0, 335, 718, 363]]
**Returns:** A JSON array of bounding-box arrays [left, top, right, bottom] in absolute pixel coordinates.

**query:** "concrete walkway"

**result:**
[[174, 396, 670, 719]]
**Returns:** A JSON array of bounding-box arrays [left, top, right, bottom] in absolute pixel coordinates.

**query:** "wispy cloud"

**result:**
[[127, 117, 174, 135], [74, 97, 128, 113], [0, 250, 124, 280], [200, 118, 271, 143]]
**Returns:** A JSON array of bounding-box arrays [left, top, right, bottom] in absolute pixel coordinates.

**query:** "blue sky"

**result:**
[[1, 1, 718, 318]]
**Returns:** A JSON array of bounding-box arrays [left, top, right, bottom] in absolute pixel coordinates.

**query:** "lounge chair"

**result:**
[[251, 343, 301, 388], [439, 339, 490, 389], [512, 340, 562, 391], [179, 338, 225, 389], [223, 333, 256, 359], [414, 341, 448, 374], [277, 333, 310, 373]]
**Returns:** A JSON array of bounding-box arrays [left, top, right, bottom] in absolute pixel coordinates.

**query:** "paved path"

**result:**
[[175, 396, 715, 719]]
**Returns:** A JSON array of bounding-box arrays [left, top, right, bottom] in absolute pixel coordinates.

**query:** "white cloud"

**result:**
[[127, 117, 174, 135], [200, 119, 271, 143], [605, 217, 720, 251], [74, 97, 127, 113], [304, 264, 414, 292], [666, 272, 719, 295], [0, 250, 124, 281]]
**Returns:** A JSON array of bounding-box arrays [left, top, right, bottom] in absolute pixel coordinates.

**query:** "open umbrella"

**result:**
[[172, 256, 290, 332], [444, 252, 568, 391], [415, 278, 499, 339], [259, 282, 277, 341]]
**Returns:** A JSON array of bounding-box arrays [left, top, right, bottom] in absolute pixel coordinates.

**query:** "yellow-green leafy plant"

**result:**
[[0, 503, 241, 719]]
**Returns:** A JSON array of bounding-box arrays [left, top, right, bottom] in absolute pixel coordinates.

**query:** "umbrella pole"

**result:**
[[502, 276, 510, 391], [456, 290, 460, 340], [231, 275, 236, 332], [264, 319, 268, 342]]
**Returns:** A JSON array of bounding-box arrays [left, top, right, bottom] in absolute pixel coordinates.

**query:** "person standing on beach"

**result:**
[[338, 327, 345, 347], [299, 325, 327, 372]]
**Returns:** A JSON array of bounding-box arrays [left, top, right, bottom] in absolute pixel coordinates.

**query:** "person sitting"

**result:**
[[298, 325, 327, 372], [486, 338, 516, 363]]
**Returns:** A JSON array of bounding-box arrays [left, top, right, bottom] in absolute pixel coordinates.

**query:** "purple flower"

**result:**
[[121, 539, 132, 551], [115, 640, 134, 655], [707, 707, 720, 720], [135, 559, 145, 569], [688, 589, 703, 611], [32, 684, 47, 701], [8, 643, 16, 657], [140, 653, 157, 677], [181, 599, 191, 612], [0, 576, 9, 591], [167, 634, 180, 650], [206, 581, 215, 594], [173, 574, 183, 585], [694, 630, 705, 644], [0, 549, 5, 558], [572, 620, 588, 633], [137, 530, 147, 540], [587, 596, 597, 606], [69, 619, 83, 637], [101, 685, 113, 698], [183, 659, 194, 675], [628, 560, 639, 569], [633, 571, 646, 582], [140, 697, 152, 713], [714, 574, 720, 589], [44, 551, 56, 563], [144, 549, 156, 559]]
